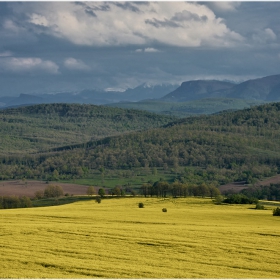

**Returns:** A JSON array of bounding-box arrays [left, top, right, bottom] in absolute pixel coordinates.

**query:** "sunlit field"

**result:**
[[0, 197, 279, 278]]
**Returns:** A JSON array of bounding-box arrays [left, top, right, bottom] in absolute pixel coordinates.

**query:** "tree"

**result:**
[[20, 196, 32, 208], [208, 184, 221, 199], [98, 188, 105, 198], [44, 185, 64, 198], [195, 183, 210, 197], [112, 186, 121, 196], [87, 186, 95, 196], [34, 190, 44, 199]]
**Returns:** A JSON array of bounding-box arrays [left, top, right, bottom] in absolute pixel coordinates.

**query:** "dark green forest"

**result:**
[[0, 103, 177, 154], [1, 102, 280, 190]]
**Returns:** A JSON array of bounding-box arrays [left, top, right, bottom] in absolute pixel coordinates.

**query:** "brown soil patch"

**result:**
[[218, 181, 248, 194], [0, 180, 93, 198], [219, 175, 280, 194], [255, 174, 280, 186]]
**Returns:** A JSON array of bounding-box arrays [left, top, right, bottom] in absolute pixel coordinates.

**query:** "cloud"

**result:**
[[0, 57, 59, 74], [64, 57, 90, 71], [252, 28, 277, 44], [135, 48, 161, 53], [207, 2, 241, 12], [9, 2, 244, 48]]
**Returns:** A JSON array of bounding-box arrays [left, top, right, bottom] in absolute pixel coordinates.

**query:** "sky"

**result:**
[[0, 1, 280, 96]]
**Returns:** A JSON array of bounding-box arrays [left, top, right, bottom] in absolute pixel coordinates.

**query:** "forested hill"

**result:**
[[0, 103, 177, 154], [2, 102, 280, 184]]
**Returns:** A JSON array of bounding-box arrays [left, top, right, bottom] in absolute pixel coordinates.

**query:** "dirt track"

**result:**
[[0, 180, 92, 198]]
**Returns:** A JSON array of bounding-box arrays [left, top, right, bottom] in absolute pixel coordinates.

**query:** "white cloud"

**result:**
[[144, 48, 161, 53], [252, 28, 277, 44], [20, 2, 243, 48], [135, 48, 161, 53], [0, 57, 59, 74], [64, 57, 90, 71], [208, 2, 241, 12]]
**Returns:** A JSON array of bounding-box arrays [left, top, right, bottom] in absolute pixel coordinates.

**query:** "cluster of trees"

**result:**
[[223, 193, 258, 204], [140, 181, 220, 198], [0, 185, 65, 209], [241, 183, 280, 201], [0, 196, 32, 209], [34, 185, 64, 199]]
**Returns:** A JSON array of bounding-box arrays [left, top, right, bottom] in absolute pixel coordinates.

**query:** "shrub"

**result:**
[[95, 196, 101, 204], [138, 202, 144, 208], [162, 208, 167, 212], [213, 195, 223, 205], [273, 207, 280, 216], [255, 203, 265, 210]]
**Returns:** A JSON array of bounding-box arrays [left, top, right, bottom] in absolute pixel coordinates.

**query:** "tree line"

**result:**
[[140, 181, 220, 198]]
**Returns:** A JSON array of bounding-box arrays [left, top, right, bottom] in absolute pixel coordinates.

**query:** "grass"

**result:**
[[31, 196, 96, 207], [61, 167, 176, 188], [0, 197, 279, 278]]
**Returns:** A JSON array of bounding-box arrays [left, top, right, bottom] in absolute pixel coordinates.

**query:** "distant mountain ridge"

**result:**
[[161, 80, 235, 102], [161, 74, 280, 102], [1, 74, 280, 109], [0, 83, 178, 108]]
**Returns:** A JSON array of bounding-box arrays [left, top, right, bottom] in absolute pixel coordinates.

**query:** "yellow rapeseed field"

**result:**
[[0, 197, 279, 278]]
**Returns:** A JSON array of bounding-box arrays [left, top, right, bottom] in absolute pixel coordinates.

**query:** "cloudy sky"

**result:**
[[0, 1, 280, 96]]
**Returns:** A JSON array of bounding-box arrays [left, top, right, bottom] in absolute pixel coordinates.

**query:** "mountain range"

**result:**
[[1, 74, 280, 113], [0, 83, 178, 108], [161, 74, 280, 102]]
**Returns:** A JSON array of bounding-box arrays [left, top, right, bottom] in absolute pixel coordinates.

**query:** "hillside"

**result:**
[[1, 102, 280, 185], [161, 80, 235, 102], [224, 74, 280, 100], [107, 98, 264, 117], [0, 103, 177, 154]]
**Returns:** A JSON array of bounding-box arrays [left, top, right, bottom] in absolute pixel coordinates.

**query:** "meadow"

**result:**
[[0, 197, 279, 278]]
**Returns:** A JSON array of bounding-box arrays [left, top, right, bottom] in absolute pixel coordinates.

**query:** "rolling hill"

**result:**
[[1, 102, 280, 186], [0, 103, 177, 154]]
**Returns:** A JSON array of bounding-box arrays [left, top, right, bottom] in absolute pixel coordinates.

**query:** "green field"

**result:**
[[0, 197, 279, 278]]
